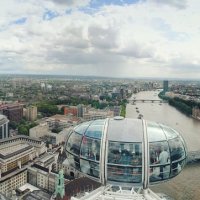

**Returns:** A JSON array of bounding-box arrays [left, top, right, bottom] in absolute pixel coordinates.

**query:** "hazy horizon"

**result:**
[[0, 72, 199, 81]]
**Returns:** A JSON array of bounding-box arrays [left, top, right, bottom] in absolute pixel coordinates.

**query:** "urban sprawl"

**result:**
[[0, 74, 200, 199]]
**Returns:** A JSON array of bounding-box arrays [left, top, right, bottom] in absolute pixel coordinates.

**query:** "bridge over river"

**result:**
[[129, 99, 168, 103]]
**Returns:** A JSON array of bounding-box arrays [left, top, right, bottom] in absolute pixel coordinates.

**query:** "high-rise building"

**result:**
[[163, 80, 169, 93], [77, 104, 83, 117], [0, 115, 9, 140], [3, 104, 23, 122], [26, 106, 37, 121], [120, 88, 124, 99]]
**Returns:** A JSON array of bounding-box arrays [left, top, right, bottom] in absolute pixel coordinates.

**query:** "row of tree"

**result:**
[[37, 103, 61, 117], [120, 99, 127, 117], [159, 91, 193, 116], [168, 98, 192, 116], [37, 97, 128, 117]]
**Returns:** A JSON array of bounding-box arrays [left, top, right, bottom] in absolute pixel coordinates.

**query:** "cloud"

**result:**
[[169, 57, 200, 73], [151, 18, 189, 41], [88, 25, 119, 49], [148, 0, 188, 9], [48, 0, 91, 7], [118, 43, 154, 58], [0, 0, 199, 78]]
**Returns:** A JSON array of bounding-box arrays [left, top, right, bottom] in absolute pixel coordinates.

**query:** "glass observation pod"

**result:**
[[65, 117, 187, 188]]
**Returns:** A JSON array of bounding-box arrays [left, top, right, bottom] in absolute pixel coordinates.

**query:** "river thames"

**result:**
[[126, 90, 200, 200], [126, 90, 200, 152]]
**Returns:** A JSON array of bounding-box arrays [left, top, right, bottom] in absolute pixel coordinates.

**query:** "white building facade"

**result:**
[[0, 115, 9, 140]]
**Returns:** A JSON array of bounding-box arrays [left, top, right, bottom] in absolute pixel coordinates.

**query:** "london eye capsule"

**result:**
[[65, 117, 187, 188]]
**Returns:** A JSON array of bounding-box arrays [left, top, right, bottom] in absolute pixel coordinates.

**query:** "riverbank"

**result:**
[[192, 115, 200, 121], [159, 91, 192, 116]]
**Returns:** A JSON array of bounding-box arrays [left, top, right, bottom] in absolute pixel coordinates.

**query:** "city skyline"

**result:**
[[0, 0, 200, 78]]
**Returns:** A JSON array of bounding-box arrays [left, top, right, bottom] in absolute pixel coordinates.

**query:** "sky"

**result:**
[[0, 0, 200, 79]]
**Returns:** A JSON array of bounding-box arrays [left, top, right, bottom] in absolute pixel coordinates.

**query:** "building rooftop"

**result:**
[[48, 114, 80, 124], [0, 135, 43, 144], [0, 115, 5, 121], [18, 183, 40, 193], [0, 115, 8, 124], [22, 190, 51, 200], [0, 144, 29, 156], [60, 177, 101, 200], [0, 144, 33, 160]]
